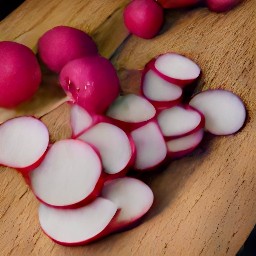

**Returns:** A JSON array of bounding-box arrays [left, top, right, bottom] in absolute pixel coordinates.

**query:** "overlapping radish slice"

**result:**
[[131, 121, 167, 171], [106, 94, 156, 131], [157, 105, 204, 139], [102, 177, 154, 232], [142, 70, 182, 109], [39, 197, 118, 246], [189, 89, 246, 135], [0, 116, 49, 171], [78, 122, 135, 176], [29, 139, 102, 208]]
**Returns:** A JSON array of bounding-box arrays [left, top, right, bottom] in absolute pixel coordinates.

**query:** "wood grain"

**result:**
[[1, 0, 256, 256]]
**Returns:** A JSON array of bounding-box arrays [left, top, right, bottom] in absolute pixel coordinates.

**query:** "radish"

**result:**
[[167, 128, 204, 158], [146, 53, 201, 87], [189, 89, 246, 135], [39, 197, 118, 246], [141, 69, 183, 109], [131, 121, 167, 171], [59, 55, 120, 114], [38, 26, 98, 73], [0, 116, 49, 172], [29, 139, 103, 208], [206, 0, 241, 12], [106, 94, 156, 131], [77, 122, 135, 177], [157, 105, 205, 139], [157, 0, 200, 8], [0, 41, 41, 108], [124, 0, 164, 39], [102, 177, 154, 232]]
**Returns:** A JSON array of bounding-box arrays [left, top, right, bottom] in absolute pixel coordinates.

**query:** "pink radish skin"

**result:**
[[102, 177, 154, 232], [124, 0, 164, 39], [38, 26, 98, 73], [189, 89, 246, 135], [157, 105, 205, 139], [206, 0, 241, 12], [39, 198, 118, 246], [0, 116, 49, 172], [157, 0, 200, 8], [146, 53, 201, 87], [29, 139, 103, 208], [59, 56, 120, 114], [0, 41, 41, 108]]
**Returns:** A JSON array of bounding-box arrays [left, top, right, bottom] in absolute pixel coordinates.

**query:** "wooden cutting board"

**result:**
[[0, 0, 255, 255]]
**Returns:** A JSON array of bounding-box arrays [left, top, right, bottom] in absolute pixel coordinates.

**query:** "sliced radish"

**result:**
[[39, 197, 118, 246], [0, 116, 49, 172], [157, 105, 205, 139], [131, 121, 167, 171], [78, 122, 135, 176], [142, 70, 182, 109], [167, 128, 204, 158], [102, 177, 154, 232], [147, 53, 201, 87], [29, 139, 102, 208], [189, 89, 246, 135], [106, 94, 156, 131]]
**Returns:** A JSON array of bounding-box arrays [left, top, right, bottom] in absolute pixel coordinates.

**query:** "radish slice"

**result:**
[[102, 177, 154, 232], [0, 117, 49, 171], [39, 197, 117, 246], [29, 139, 102, 208], [189, 89, 246, 135], [157, 105, 204, 138], [78, 122, 134, 175], [167, 129, 204, 158], [131, 121, 167, 170], [142, 70, 182, 108]]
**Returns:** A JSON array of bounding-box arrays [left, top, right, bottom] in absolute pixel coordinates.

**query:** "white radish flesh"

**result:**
[[30, 139, 102, 207], [0, 117, 49, 170], [189, 90, 246, 135], [39, 197, 117, 245], [78, 122, 133, 175], [131, 121, 167, 170], [102, 177, 154, 231]]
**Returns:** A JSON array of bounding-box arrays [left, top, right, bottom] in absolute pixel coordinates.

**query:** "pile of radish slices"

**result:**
[[1, 50, 246, 246]]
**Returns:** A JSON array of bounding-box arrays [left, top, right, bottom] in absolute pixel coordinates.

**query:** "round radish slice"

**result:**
[[102, 177, 154, 232], [0, 117, 49, 171], [142, 70, 182, 109], [131, 121, 167, 171], [189, 89, 246, 135], [39, 197, 117, 246], [78, 122, 134, 176], [157, 105, 204, 139], [30, 139, 102, 208]]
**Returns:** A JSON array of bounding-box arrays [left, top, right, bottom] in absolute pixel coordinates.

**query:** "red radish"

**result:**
[[38, 26, 98, 73], [29, 139, 103, 208], [146, 53, 201, 87], [106, 94, 156, 131], [167, 128, 204, 158], [189, 89, 246, 135], [102, 177, 154, 232], [0, 41, 41, 108], [39, 197, 118, 246], [124, 0, 164, 39], [131, 121, 167, 171], [77, 122, 135, 177], [157, 0, 200, 8], [142, 69, 183, 109], [206, 0, 241, 12], [59, 55, 120, 114], [0, 117, 49, 171], [157, 105, 204, 139]]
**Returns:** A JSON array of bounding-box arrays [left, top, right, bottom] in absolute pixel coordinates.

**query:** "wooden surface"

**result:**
[[0, 0, 256, 255]]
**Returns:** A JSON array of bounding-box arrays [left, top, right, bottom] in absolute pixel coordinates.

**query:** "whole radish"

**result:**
[[206, 0, 241, 12], [0, 41, 41, 108], [38, 26, 98, 73], [157, 0, 200, 8], [124, 0, 164, 39]]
